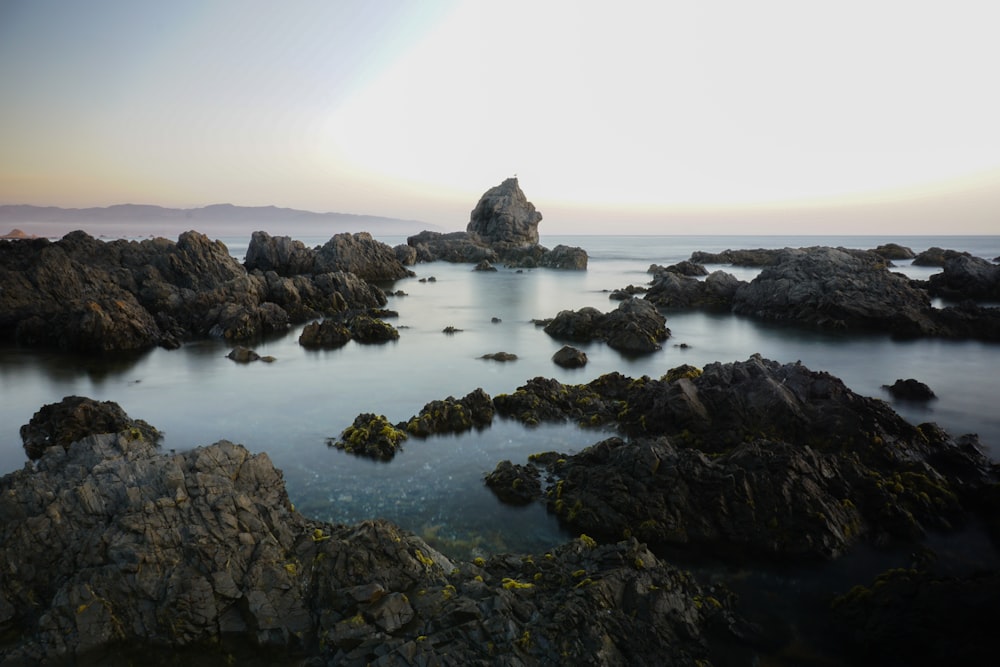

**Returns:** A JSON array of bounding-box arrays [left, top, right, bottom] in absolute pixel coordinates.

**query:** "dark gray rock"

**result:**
[[298, 319, 352, 348], [883, 378, 937, 401], [480, 351, 517, 361], [913, 246, 969, 267], [0, 230, 390, 351], [544, 298, 669, 354], [871, 243, 915, 260], [19, 395, 159, 461], [473, 259, 497, 272], [645, 270, 744, 310], [244, 230, 315, 275], [406, 230, 498, 263], [330, 413, 408, 460], [314, 232, 412, 282], [552, 345, 588, 368], [402, 388, 495, 437], [484, 460, 541, 505], [466, 177, 541, 247], [690, 248, 785, 266], [538, 244, 588, 270], [732, 247, 939, 336], [928, 254, 1000, 301]]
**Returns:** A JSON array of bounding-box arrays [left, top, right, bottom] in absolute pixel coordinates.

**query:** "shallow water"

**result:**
[[2, 234, 998, 559]]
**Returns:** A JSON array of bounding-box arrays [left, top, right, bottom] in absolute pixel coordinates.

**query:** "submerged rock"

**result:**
[[484, 460, 542, 505], [403, 388, 495, 438]]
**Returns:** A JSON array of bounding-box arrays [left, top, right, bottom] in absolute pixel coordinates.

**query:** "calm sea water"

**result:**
[[2, 234, 998, 559]]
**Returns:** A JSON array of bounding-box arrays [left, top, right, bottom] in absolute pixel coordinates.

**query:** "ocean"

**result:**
[[2, 234, 998, 559]]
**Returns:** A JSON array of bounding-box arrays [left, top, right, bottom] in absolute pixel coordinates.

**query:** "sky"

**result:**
[[1, 0, 999, 235]]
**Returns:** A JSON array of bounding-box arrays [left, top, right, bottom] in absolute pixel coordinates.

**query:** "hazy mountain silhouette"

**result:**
[[0, 203, 439, 238]]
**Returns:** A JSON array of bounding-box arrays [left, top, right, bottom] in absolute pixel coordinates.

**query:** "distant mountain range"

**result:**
[[0, 203, 439, 238]]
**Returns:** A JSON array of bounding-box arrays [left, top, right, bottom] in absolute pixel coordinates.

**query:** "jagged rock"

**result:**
[[244, 230, 315, 275], [912, 246, 970, 267], [484, 460, 541, 505], [346, 315, 399, 343], [407, 181, 587, 269], [927, 254, 1000, 300], [883, 378, 936, 401], [645, 270, 744, 310], [314, 232, 412, 282], [407, 230, 498, 263], [466, 177, 541, 247], [544, 298, 669, 354], [330, 413, 408, 460], [473, 259, 497, 272], [0, 230, 389, 351], [538, 244, 588, 270], [393, 243, 417, 266], [298, 320, 352, 348], [689, 248, 785, 266], [552, 345, 588, 368], [732, 247, 939, 336], [650, 260, 708, 276], [19, 395, 159, 460], [1, 398, 749, 666], [609, 284, 648, 300], [402, 388, 495, 437], [871, 243, 915, 260], [501, 356, 996, 561]]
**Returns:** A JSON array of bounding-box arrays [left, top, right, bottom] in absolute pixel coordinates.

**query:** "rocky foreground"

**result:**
[[4, 356, 994, 663]]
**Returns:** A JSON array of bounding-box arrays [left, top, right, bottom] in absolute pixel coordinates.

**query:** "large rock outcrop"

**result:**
[[406, 179, 588, 270], [0, 230, 388, 352], [542, 298, 669, 354], [466, 177, 541, 247], [245, 230, 413, 282], [0, 397, 745, 665], [488, 356, 996, 562]]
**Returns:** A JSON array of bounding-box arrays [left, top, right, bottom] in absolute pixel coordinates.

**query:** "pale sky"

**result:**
[[1, 0, 999, 234]]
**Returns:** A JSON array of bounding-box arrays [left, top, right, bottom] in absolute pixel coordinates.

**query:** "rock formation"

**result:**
[[406, 179, 588, 270], [542, 298, 669, 354], [245, 230, 413, 282], [1, 397, 742, 665], [0, 230, 388, 352], [466, 177, 542, 247]]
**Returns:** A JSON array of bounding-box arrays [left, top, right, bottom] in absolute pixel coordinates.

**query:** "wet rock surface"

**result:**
[[552, 345, 588, 368], [625, 245, 1000, 341], [883, 378, 936, 401], [1, 398, 745, 666], [543, 298, 669, 353], [0, 230, 389, 352]]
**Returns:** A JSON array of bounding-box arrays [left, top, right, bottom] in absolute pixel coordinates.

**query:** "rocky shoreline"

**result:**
[[3, 350, 998, 664], [3, 181, 999, 664]]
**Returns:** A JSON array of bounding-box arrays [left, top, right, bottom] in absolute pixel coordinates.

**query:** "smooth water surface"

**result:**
[[2, 234, 998, 558]]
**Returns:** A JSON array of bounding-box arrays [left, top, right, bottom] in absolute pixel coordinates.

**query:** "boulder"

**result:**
[[912, 246, 969, 267], [871, 243, 915, 260], [466, 177, 541, 247], [19, 395, 159, 460], [226, 345, 261, 362], [544, 298, 669, 354], [927, 254, 1000, 301], [244, 230, 315, 275], [552, 345, 588, 368], [538, 244, 588, 270], [346, 314, 399, 343], [484, 460, 542, 505], [330, 413, 408, 460], [883, 378, 936, 401], [480, 351, 517, 361], [314, 232, 412, 282], [689, 248, 785, 266], [402, 388, 495, 437], [473, 259, 497, 272], [406, 230, 498, 264], [645, 270, 744, 310], [298, 320, 352, 348]]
